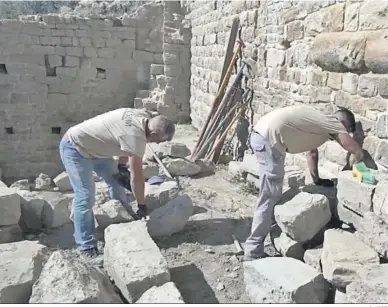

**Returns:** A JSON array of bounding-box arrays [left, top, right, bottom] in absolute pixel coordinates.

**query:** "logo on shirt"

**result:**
[[122, 109, 137, 127]]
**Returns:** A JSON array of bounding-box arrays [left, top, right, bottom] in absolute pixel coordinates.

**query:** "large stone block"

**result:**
[[305, 4, 344, 37], [321, 229, 379, 288], [135, 282, 184, 303], [372, 180, 388, 222], [341, 73, 358, 94], [155, 142, 191, 158], [53, 172, 72, 192], [266, 48, 285, 67], [303, 245, 323, 272], [335, 202, 363, 229], [147, 194, 193, 238], [40, 192, 73, 229], [0, 188, 21, 226], [30, 250, 121, 303], [94, 200, 133, 231], [244, 257, 328, 303], [311, 32, 367, 73], [359, 0, 388, 31], [270, 224, 304, 260], [274, 192, 331, 243], [35, 173, 52, 190], [162, 157, 201, 177], [104, 222, 170, 303], [0, 224, 23, 244], [346, 264, 388, 303], [0, 241, 48, 303], [337, 171, 375, 215], [18, 191, 46, 232], [344, 3, 361, 32], [356, 212, 388, 258]]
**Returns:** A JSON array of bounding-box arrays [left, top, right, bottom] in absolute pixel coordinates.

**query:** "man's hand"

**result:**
[[136, 204, 148, 219], [314, 178, 334, 187]]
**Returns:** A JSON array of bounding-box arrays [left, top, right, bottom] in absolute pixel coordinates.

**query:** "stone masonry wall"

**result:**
[[0, 3, 163, 182], [185, 0, 388, 176]]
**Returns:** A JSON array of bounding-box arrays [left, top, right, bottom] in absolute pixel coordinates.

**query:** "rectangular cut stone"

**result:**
[[372, 180, 388, 222], [321, 229, 379, 288], [303, 245, 323, 272], [335, 202, 363, 229], [48, 55, 63, 68], [244, 257, 328, 303], [342, 73, 358, 94], [274, 192, 331, 243], [356, 212, 388, 258], [135, 282, 184, 303], [337, 171, 375, 215], [0, 224, 23, 244], [376, 113, 388, 138], [0, 188, 21, 226], [104, 222, 170, 303], [270, 225, 304, 260]]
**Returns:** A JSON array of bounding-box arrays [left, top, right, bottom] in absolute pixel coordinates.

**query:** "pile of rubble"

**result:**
[[230, 152, 388, 304], [0, 142, 211, 303]]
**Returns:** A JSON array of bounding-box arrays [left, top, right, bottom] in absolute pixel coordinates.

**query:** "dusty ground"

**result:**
[[37, 124, 272, 304]]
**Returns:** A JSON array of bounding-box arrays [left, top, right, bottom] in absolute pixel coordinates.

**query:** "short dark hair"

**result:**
[[335, 107, 356, 133]]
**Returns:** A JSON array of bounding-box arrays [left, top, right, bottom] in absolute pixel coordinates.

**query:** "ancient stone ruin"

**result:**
[[1, 0, 388, 304]]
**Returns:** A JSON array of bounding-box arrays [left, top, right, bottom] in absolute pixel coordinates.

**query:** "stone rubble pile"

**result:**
[[0, 143, 198, 303]]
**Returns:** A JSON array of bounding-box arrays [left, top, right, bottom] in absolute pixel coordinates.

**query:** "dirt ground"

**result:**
[[37, 124, 272, 304]]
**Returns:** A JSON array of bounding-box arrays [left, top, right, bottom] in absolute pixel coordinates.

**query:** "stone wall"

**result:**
[[0, 3, 164, 182], [185, 0, 388, 175]]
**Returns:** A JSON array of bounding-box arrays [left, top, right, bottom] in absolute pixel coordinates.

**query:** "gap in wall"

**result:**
[[0, 64, 8, 74], [5, 127, 14, 134], [51, 127, 61, 134]]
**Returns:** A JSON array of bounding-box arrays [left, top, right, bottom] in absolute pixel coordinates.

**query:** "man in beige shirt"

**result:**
[[244, 105, 364, 261], [59, 108, 175, 266]]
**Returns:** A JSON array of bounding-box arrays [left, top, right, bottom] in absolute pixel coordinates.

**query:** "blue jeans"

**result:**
[[59, 138, 127, 251]]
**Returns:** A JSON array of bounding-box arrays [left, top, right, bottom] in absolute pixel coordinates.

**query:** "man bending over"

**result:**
[[244, 105, 364, 261], [59, 108, 175, 266]]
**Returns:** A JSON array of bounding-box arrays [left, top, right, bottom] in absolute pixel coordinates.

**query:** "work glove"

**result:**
[[136, 204, 148, 220], [112, 164, 132, 191], [314, 178, 334, 188]]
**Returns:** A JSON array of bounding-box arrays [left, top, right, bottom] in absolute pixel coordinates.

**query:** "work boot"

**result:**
[[241, 253, 268, 262], [79, 247, 104, 268]]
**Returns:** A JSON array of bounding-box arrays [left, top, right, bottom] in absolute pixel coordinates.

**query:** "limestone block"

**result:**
[[150, 64, 164, 75], [274, 192, 331, 243], [241, 153, 260, 177], [373, 180, 388, 222], [195, 159, 215, 175], [145, 181, 179, 212], [0, 224, 23, 244], [136, 282, 184, 303], [303, 245, 323, 272], [30, 250, 121, 303], [284, 166, 305, 189], [375, 140, 388, 169], [244, 257, 328, 303], [143, 163, 159, 180], [322, 140, 347, 165], [327, 72, 342, 90], [163, 51, 179, 65], [64, 56, 80, 67], [364, 31, 388, 74], [337, 171, 375, 215], [311, 32, 367, 73], [0, 241, 49, 303], [104, 222, 170, 303], [94, 200, 133, 231], [321, 229, 379, 288], [267, 48, 285, 67], [48, 55, 63, 68], [357, 74, 378, 97], [53, 172, 72, 192], [356, 212, 388, 258], [363, 135, 381, 158], [79, 37, 92, 47], [335, 202, 363, 229], [346, 264, 388, 303], [10, 179, 30, 191], [304, 4, 345, 37], [341, 73, 358, 94], [0, 188, 21, 226], [164, 65, 181, 77], [285, 20, 304, 41], [163, 157, 201, 177], [18, 191, 46, 232], [359, 0, 388, 31], [40, 192, 72, 229], [35, 173, 51, 190], [155, 142, 191, 158], [147, 194, 193, 238], [65, 46, 83, 57], [270, 224, 304, 260], [344, 3, 361, 31]]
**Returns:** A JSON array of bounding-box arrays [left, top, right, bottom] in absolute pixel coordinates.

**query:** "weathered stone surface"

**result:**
[[53, 172, 73, 192], [0, 241, 48, 303], [357, 74, 379, 97], [244, 257, 328, 303], [359, 0, 388, 31], [341, 73, 358, 94], [364, 31, 388, 74], [195, 159, 215, 174], [372, 180, 388, 222], [145, 180, 179, 212], [18, 191, 46, 232], [375, 140, 388, 169], [321, 229, 379, 288], [143, 163, 160, 179], [94, 199, 133, 231], [270, 224, 304, 260], [285, 20, 304, 41], [163, 157, 201, 176], [0, 224, 23, 244], [156, 142, 191, 158], [304, 4, 345, 37], [35, 173, 52, 190], [30, 250, 121, 303], [376, 113, 388, 138], [363, 135, 381, 158], [241, 153, 260, 177], [311, 32, 367, 73], [147, 194, 193, 238], [335, 202, 363, 229], [0, 188, 21, 226], [303, 245, 322, 272], [344, 3, 361, 32], [104, 222, 170, 303], [337, 171, 375, 215], [346, 264, 388, 303], [356, 212, 388, 258], [334, 288, 347, 304], [10, 179, 30, 191], [136, 282, 184, 303], [284, 165, 305, 189], [227, 161, 246, 181], [40, 192, 73, 228], [274, 192, 331, 243]]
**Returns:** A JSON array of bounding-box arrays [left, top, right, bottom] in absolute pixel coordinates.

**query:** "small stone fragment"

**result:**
[[10, 179, 30, 191], [216, 282, 225, 291], [136, 282, 184, 303], [270, 224, 305, 260], [156, 142, 191, 158], [145, 180, 179, 212], [303, 245, 323, 272], [205, 248, 215, 254], [18, 191, 46, 232], [53, 172, 73, 192], [143, 163, 160, 179], [163, 157, 201, 176], [35, 173, 52, 190], [94, 199, 133, 230]]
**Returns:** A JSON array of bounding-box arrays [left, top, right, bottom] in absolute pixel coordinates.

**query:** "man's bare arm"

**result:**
[[128, 155, 146, 205], [332, 132, 364, 163], [306, 149, 319, 183]]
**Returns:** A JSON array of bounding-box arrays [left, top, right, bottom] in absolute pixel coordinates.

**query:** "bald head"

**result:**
[[147, 115, 175, 143], [334, 107, 356, 133]]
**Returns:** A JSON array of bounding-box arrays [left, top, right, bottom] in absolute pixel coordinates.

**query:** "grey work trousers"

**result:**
[[244, 131, 285, 258]]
